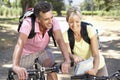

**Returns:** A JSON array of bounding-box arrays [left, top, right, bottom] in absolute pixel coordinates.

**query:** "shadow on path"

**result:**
[[101, 39, 120, 52]]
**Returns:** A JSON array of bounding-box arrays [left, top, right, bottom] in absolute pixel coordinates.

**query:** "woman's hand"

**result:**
[[13, 66, 28, 80], [85, 68, 98, 75], [72, 55, 84, 64]]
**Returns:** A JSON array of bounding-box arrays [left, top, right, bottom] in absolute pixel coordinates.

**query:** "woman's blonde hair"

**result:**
[[66, 6, 82, 21]]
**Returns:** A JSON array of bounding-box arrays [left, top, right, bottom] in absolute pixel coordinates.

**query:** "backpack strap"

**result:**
[[48, 27, 57, 47], [81, 22, 101, 49], [81, 22, 91, 44], [67, 28, 74, 53], [18, 14, 36, 39], [17, 15, 24, 32], [28, 14, 36, 38]]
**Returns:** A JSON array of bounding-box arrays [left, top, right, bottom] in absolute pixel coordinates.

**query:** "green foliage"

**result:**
[[61, 11, 66, 17], [49, 0, 65, 16], [98, 10, 120, 17], [0, 6, 22, 17], [81, 0, 120, 12], [82, 11, 98, 15], [52, 11, 57, 16]]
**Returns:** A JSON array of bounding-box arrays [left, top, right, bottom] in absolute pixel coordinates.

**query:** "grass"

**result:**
[[0, 17, 18, 25]]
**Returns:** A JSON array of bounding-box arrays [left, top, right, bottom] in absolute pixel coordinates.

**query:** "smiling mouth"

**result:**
[[47, 25, 52, 29]]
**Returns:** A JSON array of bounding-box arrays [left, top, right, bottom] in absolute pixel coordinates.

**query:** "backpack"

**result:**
[[18, 8, 57, 47], [67, 21, 101, 53]]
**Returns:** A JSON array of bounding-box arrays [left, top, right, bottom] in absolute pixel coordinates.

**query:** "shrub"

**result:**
[[0, 6, 22, 17]]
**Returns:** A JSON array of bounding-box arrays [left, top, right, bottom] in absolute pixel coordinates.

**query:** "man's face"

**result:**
[[38, 10, 53, 29]]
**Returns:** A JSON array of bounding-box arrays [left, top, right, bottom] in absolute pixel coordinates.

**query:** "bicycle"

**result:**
[[7, 58, 61, 80], [7, 58, 74, 80], [71, 70, 120, 80]]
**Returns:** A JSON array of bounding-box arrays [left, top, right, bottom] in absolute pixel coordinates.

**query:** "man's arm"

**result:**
[[13, 33, 27, 67], [53, 30, 70, 62], [53, 30, 71, 73], [12, 33, 28, 79], [86, 34, 99, 75]]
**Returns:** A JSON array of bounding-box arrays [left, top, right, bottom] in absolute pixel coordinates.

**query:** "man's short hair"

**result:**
[[34, 1, 53, 17]]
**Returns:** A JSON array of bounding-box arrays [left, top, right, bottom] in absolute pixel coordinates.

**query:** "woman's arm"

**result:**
[[86, 34, 100, 75]]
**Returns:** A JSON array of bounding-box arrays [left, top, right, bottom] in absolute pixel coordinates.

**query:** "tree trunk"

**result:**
[[21, 0, 35, 15]]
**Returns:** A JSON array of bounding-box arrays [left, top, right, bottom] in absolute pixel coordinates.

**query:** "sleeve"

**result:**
[[52, 18, 60, 31], [62, 31, 69, 43], [87, 25, 97, 39], [19, 18, 32, 36]]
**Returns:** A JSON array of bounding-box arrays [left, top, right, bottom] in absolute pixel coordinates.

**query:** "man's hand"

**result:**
[[13, 66, 28, 80], [61, 61, 71, 73]]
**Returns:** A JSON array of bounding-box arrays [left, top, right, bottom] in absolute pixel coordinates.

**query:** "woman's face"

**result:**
[[67, 14, 81, 32]]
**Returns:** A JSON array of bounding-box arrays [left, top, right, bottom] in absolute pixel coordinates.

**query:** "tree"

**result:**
[[52, 0, 64, 16], [104, 0, 112, 11], [21, 0, 39, 15], [81, 0, 93, 11], [45, 0, 64, 16], [93, 0, 104, 10], [94, 0, 120, 11], [0, 0, 11, 7], [68, 0, 73, 6], [20, 0, 64, 16]]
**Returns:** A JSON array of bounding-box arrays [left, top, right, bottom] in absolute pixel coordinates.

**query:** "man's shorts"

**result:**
[[19, 47, 55, 69]]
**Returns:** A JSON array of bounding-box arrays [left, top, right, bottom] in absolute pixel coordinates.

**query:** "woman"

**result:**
[[63, 6, 108, 76]]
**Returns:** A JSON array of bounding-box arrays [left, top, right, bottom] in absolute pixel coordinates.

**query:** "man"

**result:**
[[12, 1, 71, 80]]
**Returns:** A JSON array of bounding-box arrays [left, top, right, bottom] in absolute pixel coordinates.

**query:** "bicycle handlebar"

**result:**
[[8, 64, 61, 76], [7, 65, 61, 80], [71, 70, 120, 80], [7, 61, 74, 80]]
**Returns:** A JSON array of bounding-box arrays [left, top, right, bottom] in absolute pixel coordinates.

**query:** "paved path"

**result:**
[[0, 17, 120, 80], [1, 40, 120, 80]]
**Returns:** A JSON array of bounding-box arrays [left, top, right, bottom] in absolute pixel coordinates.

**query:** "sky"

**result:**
[[64, 0, 84, 6], [9, 0, 14, 2]]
